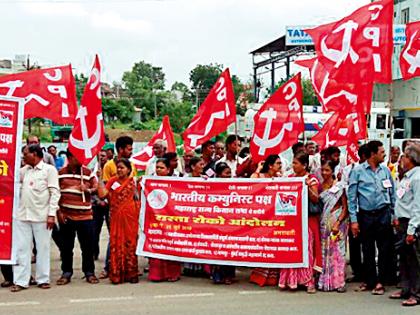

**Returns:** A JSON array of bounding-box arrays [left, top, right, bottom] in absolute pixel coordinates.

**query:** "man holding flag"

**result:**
[[56, 55, 105, 285]]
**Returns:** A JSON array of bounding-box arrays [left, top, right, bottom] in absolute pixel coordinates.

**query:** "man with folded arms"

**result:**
[[391, 144, 420, 306], [11, 144, 60, 292]]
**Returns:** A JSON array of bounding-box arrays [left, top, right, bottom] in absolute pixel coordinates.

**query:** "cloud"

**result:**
[[90, 12, 151, 34], [20, 0, 88, 17]]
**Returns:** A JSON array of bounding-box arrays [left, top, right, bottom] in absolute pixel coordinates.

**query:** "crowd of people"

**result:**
[[0, 134, 419, 307]]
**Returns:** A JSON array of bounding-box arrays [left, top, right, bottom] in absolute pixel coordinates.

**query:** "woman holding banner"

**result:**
[[211, 162, 236, 285], [279, 151, 322, 294], [183, 156, 207, 277], [249, 155, 283, 287], [148, 158, 182, 282], [318, 160, 348, 292], [98, 159, 140, 284]]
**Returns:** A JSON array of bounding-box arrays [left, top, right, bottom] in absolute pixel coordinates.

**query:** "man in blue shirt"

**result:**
[[48, 145, 64, 171], [348, 140, 396, 295]]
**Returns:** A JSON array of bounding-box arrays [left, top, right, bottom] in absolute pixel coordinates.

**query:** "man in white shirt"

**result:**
[[145, 140, 167, 176], [216, 135, 244, 177], [11, 144, 60, 292]]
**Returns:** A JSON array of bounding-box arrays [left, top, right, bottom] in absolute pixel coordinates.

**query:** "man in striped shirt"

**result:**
[[56, 150, 99, 285]]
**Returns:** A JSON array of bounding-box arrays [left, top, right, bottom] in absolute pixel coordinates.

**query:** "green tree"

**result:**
[[122, 61, 166, 121], [189, 63, 223, 105], [102, 98, 135, 123], [171, 81, 193, 102], [74, 73, 88, 100]]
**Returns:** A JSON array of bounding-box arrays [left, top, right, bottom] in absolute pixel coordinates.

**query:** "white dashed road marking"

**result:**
[[0, 301, 41, 307], [69, 296, 135, 303], [154, 293, 215, 299]]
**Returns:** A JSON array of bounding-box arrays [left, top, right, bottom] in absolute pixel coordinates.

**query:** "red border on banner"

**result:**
[[137, 177, 308, 268], [0, 97, 24, 264]]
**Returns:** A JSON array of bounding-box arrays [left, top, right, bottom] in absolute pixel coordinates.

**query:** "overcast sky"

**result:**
[[0, 0, 369, 88]]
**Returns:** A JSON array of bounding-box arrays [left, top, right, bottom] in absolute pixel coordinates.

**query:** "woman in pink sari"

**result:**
[[148, 158, 182, 282], [318, 160, 348, 292], [279, 151, 321, 293]]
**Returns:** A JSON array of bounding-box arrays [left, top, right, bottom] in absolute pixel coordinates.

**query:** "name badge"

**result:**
[[396, 187, 405, 199], [330, 186, 339, 193], [382, 179, 392, 189], [111, 181, 121, 191], [205, 168, 215, 178]]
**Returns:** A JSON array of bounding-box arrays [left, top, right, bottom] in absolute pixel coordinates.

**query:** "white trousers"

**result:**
[[13, 220, 52, 287]]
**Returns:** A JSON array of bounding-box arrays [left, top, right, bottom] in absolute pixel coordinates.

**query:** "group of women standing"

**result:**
[[250, 152, 349, 293], [96, 150, 349, 293]]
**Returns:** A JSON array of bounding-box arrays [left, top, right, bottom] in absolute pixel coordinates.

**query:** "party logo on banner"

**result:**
[[275, 192, 298, 216], [0, 110, 13, 128], [147, 189, 169, 210]]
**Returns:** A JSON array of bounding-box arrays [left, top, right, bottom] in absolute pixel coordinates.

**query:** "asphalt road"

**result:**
[[0, 237, 418, 315]]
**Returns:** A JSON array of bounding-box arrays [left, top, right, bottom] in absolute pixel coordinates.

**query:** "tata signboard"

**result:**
[[286, 25, 406, 46]]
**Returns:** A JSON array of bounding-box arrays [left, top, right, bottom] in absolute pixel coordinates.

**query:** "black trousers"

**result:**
[[92, 204, 110, 259], [0, 264, 13, 282], [358, 208, 396, 288], [59, 219, 95, 277], [349, 228, 364, 281], [396, 218, 420, 296]]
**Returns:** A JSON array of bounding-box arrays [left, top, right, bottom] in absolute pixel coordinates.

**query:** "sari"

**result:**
[[278, 174, 321, 289], [249, 173, 279, 287], [148, 258, 181, 282], [318, 182, 348, 291], [106, 177, 140, 284]]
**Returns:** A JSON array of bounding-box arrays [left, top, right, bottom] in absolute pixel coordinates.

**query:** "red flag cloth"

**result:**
[[305, 0, 393, 84], [0, 65, 77, 124], [250, 73, 304, 163], [295, 58, 373, 114], [400, 21, 420, 81], [131, 115, 176, 170], [183, 68, 236, 151], [346, 140, 360, 165], [68, 55, 105, 165], [312, 110, 367, 151]]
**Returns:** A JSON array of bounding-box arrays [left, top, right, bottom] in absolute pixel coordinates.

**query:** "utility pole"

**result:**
[[25, 55, 32, 133]]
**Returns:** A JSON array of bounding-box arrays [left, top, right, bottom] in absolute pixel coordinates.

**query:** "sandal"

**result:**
[[389, 290, 404, 299], [99, 271, 108, 279], [307, 286, 316, 294], [86, 275, 99, 284], [167, 277, 180, 282], [372, 285, 385, 295], [10, 285, 26, 293], [355, 283, 368, 292], [337, 286, 347, 293], [56, 276, 71, 286], [402, 297, 418, 307], [37, 283, 51, 289], [1, 280, 13, 288]]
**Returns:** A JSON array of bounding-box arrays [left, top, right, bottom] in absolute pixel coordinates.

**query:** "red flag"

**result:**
[[131, 115, 176, 170], [68, 55, 105, 165], [250, 73, 304, 162], [183, 68, 236, 151], [312, 110, 367, 151], [346, 140, 360, 165], [400, 21, 420, 81], [295, 57, 373, 113], [0, 65, 77, 124], [305, 0, 393, 84]]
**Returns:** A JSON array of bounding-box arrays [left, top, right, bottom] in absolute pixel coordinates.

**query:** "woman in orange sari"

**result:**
[[98, 158, 140, 284], [148, 158, 182, 282]]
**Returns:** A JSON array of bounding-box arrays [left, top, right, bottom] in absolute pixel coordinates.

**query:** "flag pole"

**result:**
[[81, 166, 86, 203], [387, 81, 394, 162]]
